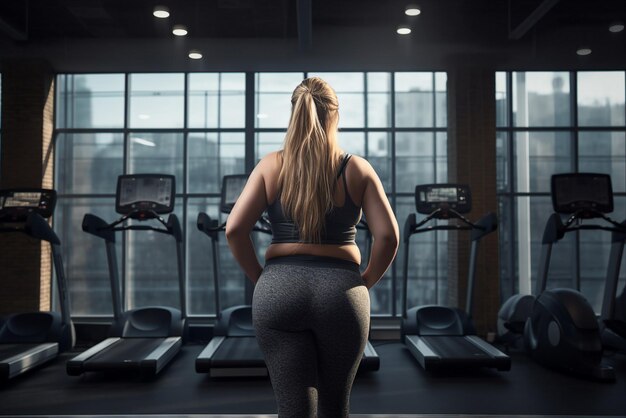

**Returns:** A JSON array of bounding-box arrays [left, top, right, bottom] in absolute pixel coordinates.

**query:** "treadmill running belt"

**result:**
[[85, 338, 166, 369], [422, 336, 491, 359], [212, 336, 265, 367]]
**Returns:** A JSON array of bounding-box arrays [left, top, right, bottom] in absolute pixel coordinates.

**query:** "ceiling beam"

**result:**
[[509, 0, 560, 40], [297, 0, 312, 51]]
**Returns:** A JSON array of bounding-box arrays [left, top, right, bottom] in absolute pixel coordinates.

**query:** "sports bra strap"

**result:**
[[337, 153, 352, 179]]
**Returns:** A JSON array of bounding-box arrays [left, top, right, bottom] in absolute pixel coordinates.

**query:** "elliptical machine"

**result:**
[[523, 173, 622, 381]]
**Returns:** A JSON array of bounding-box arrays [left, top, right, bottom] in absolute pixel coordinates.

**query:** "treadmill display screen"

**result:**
[[116, 175, 175, 215], [224, 177, 247, 207], [552, 173, 613, 214], [0, 189, 56, 219], [220, 175, 249, 214], [415, 184, 472, 215], [2, 192, 42, 208], [422, 187, 458, 203]]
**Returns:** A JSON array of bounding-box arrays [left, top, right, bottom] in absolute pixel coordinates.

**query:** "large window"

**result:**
[[496, 71, 626, 311], [56, 72, 446, 318]]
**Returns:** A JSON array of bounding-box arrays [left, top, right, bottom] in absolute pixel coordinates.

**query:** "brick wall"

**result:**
[[0, 59, 55, 315], [446, 67, 500, 336]]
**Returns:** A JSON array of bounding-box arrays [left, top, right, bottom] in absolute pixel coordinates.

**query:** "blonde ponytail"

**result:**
[[278, 77, 342, 243]]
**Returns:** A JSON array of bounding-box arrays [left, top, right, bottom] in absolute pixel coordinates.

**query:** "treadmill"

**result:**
[[196, 175, 379, 377], [66, 174, 186, 377], [401, 184, 511, 371], [195, 175, 270, 377], [0, 188, 74, 380]]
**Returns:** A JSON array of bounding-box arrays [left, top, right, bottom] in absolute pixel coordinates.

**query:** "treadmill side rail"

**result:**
[[66, 337, 121, 375], [361, 341, 380, 372], [195, 336, 226, 373], [405, 335, 440, 370], [1, 343, 59, 379], [465, 335, 512, 370], [140, 336, 182, 375]]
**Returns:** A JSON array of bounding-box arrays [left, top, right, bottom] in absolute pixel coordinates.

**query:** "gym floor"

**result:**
[[1, 342, 625, 417]]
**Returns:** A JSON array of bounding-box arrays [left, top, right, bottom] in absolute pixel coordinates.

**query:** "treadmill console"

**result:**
[[551, 173, 613, 215], [0, 189, 56, 221], [415, 184, 472, 215], [220, 174, 249, 214], [116, 174, 175, 216]]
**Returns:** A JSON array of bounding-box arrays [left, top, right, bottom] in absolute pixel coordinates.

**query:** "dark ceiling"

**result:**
[[0, 0, 625, 72]]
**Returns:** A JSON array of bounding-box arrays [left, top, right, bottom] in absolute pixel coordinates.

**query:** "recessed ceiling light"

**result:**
[[172, 24, 188, 36], [138, 114, 151, 120], [576, 47, 592, 56], [189, 49, 203, 59], [405, 5, 421, 16], [257, 113, 268, 119], [609, 22, 624, 33], [397, 26, 411, 35], [153, 6, 170, 19]]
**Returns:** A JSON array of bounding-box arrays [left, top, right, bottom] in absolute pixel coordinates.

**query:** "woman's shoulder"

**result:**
[[345, 154, 375, 178], [260, 150, 282, 162], [256, 151, 282, 172]]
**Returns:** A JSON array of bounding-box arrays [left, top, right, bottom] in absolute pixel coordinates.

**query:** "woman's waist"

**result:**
[[264, 254, 361, 274], [265, 242, 361, 266]]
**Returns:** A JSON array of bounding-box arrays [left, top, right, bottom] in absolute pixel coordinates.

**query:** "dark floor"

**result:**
[[1, 342, 625, 416]]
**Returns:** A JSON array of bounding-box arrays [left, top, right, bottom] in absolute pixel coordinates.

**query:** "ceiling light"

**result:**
[[138, 114, 151, 120], [153, 6, 170, 18], [188, 49, 203, 59], [172, 24, 188, 36], [609, 22, 624, 33], [576, 47, 592, 56], [257, 113, 268, 119], [405, 5, 421, 16], [397, 26, 411, 35]]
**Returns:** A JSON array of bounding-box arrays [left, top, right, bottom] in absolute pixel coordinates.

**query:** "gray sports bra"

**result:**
[[267, 154, 360, 244]]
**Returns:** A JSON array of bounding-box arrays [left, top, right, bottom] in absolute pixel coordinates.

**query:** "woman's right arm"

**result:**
[[359, 159, 400, 289]]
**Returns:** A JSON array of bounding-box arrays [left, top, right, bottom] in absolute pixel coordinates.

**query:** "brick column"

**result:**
[[0, 59, 55, 314], [446, 66, 499, 336]]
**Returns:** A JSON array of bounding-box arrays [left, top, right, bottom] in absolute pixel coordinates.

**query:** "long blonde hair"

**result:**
[[277, 77, 342, 243]]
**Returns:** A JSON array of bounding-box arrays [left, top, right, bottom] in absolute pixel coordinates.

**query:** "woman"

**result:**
[[226, 77, 399, 418]]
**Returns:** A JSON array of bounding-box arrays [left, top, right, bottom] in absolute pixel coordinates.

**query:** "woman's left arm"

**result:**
[[225, 157, 271, 284]]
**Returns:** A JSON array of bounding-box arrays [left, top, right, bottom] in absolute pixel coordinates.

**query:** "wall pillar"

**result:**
[[0, 58, 55, 314], [446, 66, 499, 336]]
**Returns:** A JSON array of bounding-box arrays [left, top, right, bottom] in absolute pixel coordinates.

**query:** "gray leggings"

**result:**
[[252, 255, 370, 418]]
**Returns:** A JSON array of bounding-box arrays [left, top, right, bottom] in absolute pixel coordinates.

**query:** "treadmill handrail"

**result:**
[[414, 207, 484, 230], [402, 210, 497, 318], [0, 213, 73, 336], [197, 214, 272, 236], [197, 211, 271, 319], [82, 212, 187, 319], [537, 213, 626, 295], [601, 220, 626, 323]]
